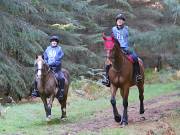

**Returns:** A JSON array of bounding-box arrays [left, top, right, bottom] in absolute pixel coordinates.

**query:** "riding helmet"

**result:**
[[115, 13, 125, 22], [50, 35, 60, 43]]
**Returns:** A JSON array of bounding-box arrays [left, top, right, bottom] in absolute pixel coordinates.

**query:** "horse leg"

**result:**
[[138, 84, 145, 114], [41, 97, 51, 120], [110, 85, 121, 122], [47, 95, 55, 119], [121, 86, 129, 126], [59, 97, 67, 119], [120, 89, 124, 98]]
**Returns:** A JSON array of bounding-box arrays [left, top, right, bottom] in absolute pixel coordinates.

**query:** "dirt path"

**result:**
[[62, 92, 180, 135]]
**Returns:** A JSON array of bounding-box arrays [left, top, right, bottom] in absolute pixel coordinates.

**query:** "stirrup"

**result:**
[[31, 89, 40, 97], [136, 75, 142, 83], [102, 79, 110, 87], [56, 88, 64, 100], [60, 89, 64, 97]]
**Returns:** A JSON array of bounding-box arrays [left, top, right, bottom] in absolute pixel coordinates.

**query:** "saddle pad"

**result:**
[[127, 55, 143, 66]]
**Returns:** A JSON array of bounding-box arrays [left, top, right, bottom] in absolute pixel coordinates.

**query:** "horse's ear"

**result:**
[[35, 54, 38, 59], [102, 33, 107, 40], [42, 54, 44, 60]]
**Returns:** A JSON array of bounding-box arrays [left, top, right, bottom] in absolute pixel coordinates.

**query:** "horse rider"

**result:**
[[32, 35, 65, 100], [102, 13, 142, 87]]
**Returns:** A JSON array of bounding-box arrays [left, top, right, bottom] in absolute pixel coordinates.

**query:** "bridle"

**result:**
[[102, 33, 125, 72], [35, 59, 51, 79], [102, 33, 115, 60]]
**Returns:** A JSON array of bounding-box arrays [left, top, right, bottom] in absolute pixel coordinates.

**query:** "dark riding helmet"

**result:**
[[50, 35, 60, 43], [115, 13, 125, 22]]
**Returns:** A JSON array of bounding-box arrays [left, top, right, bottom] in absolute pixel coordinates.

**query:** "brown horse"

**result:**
[[35, 55, 70, 121], [103, 34, 145, 126]]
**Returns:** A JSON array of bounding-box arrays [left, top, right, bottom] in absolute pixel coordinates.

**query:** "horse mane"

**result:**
[[113, 38, 123, 54], [111, 38, 129, 71], [113, 38, 133, 63], [112, 38, 125, 59]]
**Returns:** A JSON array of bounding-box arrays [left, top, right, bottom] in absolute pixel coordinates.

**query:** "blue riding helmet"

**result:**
[[50, 35, 60, 43], [116, 13, 126, 22]]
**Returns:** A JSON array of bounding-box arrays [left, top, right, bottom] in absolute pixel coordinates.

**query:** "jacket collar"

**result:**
[[50, 45, 58, 48], [116, 25, 124, 30]]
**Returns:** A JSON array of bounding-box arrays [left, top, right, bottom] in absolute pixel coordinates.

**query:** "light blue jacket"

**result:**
[[112, 26, 129, 50], [44, 45, 64, 67]]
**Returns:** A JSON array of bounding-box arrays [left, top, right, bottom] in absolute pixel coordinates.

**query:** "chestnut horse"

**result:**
[[103, 34, 145, 126], [35, 55, 70, 121]]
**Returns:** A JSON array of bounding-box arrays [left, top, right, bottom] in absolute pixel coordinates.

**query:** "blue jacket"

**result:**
[[112, 25, 129, 50], [43, 45, 64, 68]]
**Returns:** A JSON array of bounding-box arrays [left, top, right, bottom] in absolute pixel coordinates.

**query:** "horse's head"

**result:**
[[35, 55, 48, 79], [102, 33, 124, 67], [102, 33, 115, 59]]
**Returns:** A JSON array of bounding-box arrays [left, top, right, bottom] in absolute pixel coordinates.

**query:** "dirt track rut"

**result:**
[[61, 92, 180, 135]]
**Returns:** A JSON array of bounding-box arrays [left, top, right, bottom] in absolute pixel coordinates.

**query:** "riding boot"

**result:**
[[31, 80, 40, 97], [134, 61, 142, 83], [56, 78, 65, 101], [102, 64, 111, 87]]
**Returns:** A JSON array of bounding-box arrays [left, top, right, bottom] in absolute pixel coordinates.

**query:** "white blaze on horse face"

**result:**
[[37, 60, 43, 77], [106, 49, 111, 58]]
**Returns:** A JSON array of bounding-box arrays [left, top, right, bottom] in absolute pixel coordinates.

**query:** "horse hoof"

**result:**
[[140, 109, 145, 114], [61, 115, 67, 119], [46, 115, 51, 122], [114, 115, 121, 123], [140, 116, 146, 121], [46, 118, 51, 122], [61, 117, 67, 121], [120, 121, 128, 126], [120, 124, 126, 128]]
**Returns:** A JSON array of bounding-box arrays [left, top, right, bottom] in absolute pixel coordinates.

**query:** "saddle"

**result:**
[[121, 50, 143, 66], [50, 69, 65, 100], [127, 55, 143, 66]]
